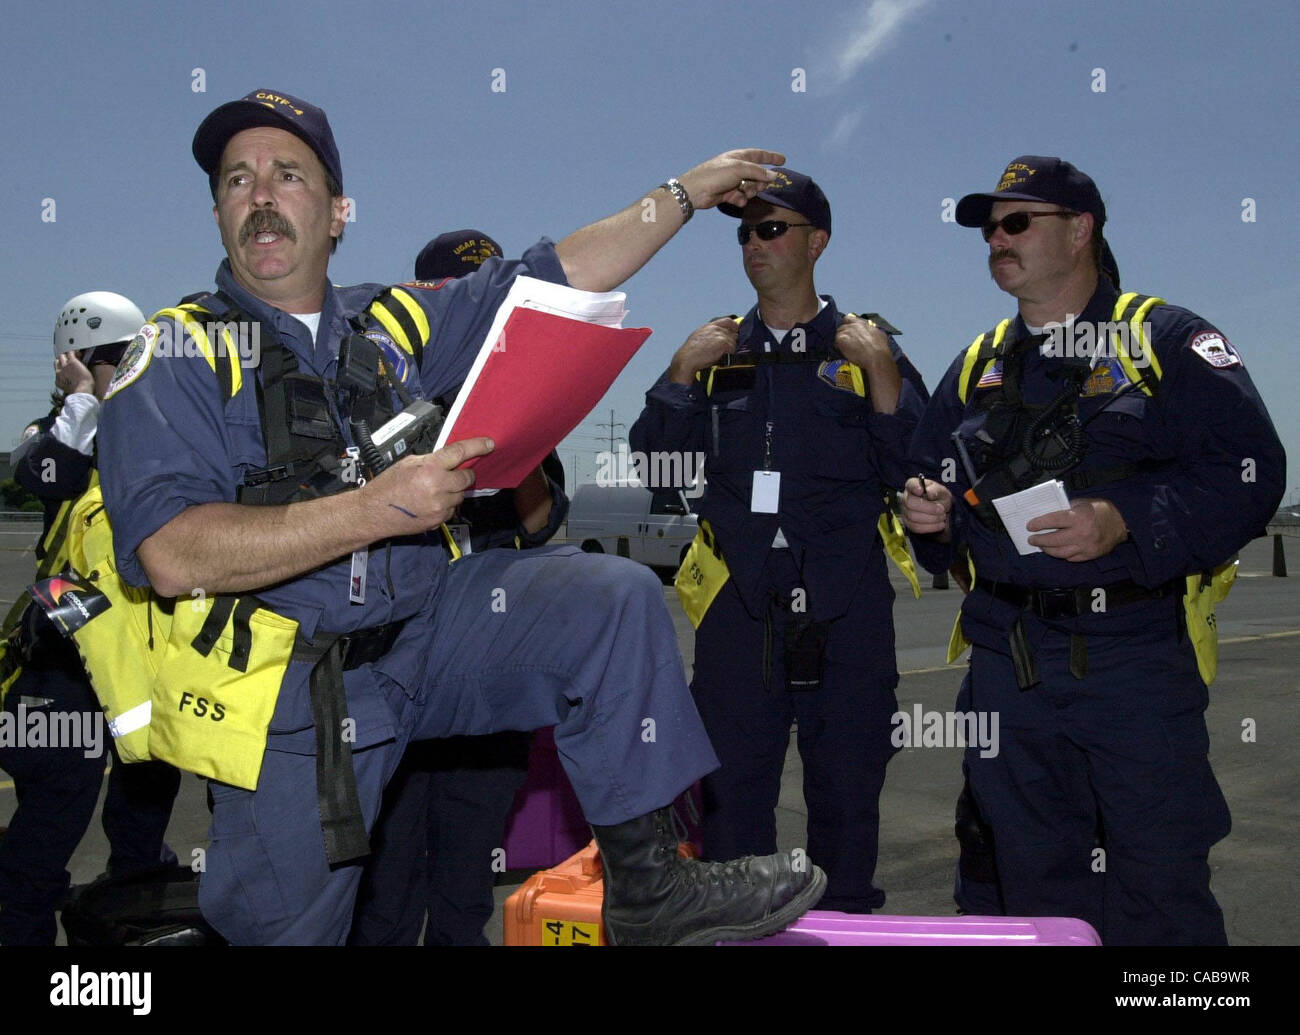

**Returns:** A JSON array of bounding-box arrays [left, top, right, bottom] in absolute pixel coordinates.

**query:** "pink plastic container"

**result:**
[[725, 911, 1101, 946]]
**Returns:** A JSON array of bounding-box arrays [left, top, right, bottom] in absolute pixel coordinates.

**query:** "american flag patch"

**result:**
[[976, 361, 1003, 389]]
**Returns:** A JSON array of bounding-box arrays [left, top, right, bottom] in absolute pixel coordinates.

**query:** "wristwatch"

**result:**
[[659, 178, 693, 224]]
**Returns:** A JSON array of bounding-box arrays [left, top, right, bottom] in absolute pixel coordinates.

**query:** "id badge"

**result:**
[[446, 522, 473, 557], [349, 549, 368, 604], [751, 470, 780, 513]]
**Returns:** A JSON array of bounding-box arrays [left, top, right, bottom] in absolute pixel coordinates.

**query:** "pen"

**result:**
[[917, 473, 929, 498]]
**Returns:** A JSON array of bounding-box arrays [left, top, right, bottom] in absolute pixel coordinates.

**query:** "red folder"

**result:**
[[440, 306, 651, 489]]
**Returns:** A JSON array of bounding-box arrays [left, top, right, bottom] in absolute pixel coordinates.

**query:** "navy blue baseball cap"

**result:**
[[956, 156, 1105, 229], [718, 168, 831, 236], [193, 89, 343, 190], [414, 230, 504, 280]]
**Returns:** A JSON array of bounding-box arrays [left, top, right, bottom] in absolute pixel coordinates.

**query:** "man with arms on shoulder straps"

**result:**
[[631, 169, 929, 913]]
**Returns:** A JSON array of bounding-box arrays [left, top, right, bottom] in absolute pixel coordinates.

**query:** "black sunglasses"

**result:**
[[980, 209, 1077, 242], [85, 342, 128, 368], [736, 220, 813, 245]]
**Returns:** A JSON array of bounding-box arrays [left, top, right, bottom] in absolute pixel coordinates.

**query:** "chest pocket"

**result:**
[[811, 394, 873, 479], [1082, 391, 1167, 466], [225, 389, 268, 473], [708, 393, 760, 472]]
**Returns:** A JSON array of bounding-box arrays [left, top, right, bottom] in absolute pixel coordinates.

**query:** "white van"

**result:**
[[566, 483, 698, 577]]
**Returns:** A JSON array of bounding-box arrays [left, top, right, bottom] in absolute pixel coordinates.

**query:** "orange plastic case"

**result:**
[[502, 839, 699, 946], [503, 840, 605, 946]]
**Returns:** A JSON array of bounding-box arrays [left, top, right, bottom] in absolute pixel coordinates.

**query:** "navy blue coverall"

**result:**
[[909, 280, 1285, 944], [0, 411, 180, 945], [99, 243, 718, 945], [631, 297, 928, 912]]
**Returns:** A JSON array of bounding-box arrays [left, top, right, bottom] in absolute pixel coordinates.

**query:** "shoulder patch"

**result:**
[[364, 330, 413, 385], [398, 278, 452, 291], [1189, 331, 1241, 369], [104, 323, 157, 399]]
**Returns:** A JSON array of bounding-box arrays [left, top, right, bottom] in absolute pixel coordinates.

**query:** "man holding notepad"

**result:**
[[95, 87, 827, 944], [901, 156, 1284, 944]]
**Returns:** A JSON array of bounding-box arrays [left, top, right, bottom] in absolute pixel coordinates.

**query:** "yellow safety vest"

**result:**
[[1, 288, 439, 789]]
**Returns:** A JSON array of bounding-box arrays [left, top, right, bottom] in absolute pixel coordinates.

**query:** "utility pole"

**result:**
[[594, 409, 625, 458]]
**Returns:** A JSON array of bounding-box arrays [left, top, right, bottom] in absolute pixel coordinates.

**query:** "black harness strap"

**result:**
[[190, 595, 238, 657], [227, 596, 258, 674], [171, 289, 429, 866], [717, 350, 835, 367], [302, 637, 370, 866]]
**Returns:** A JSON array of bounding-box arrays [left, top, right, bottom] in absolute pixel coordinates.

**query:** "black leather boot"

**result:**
[[591, 807, 826, 946]]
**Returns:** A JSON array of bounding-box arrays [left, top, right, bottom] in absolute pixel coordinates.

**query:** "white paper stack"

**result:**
[[435, 276, 631, 456], [992, 480, 1070, 555]]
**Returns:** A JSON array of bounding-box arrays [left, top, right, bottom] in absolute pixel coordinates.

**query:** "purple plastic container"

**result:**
[[725, 911, 1101, 946], [500, 729, 705, 871], [500, 727, 591, 871]]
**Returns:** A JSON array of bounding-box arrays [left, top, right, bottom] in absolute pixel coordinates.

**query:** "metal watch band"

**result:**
[[659, 178, 693, 224]]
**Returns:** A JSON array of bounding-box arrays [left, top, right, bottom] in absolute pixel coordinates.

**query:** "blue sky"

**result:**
[[2, 0, 1296, 502]]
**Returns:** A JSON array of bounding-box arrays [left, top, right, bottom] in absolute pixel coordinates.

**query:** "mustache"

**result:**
[[989, 247, 1019, 267], [239, 209, 297, 246]]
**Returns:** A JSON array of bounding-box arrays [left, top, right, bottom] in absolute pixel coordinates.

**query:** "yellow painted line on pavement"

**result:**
[[900, 663, 966, 677], [1219, 629, 1300, 645], [899, 629, 1300, 678]]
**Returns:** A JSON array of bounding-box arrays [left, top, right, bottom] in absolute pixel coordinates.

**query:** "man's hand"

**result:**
[[835, 315, 901, 414], [55, 351, 95, 397], [1026, 498, 1128, 561], [668, 319, 739, 385], [138, 437, 497, 598], [362, 437, 496, 539], [901, 476, 953, 542], [677, 150, 787, 212], [556, 149, 784, 293]]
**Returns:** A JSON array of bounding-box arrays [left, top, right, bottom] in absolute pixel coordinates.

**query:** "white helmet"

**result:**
[[52, 291, 145, 358]]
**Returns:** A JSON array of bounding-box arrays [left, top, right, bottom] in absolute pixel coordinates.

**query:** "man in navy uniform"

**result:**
[[901, 156, 1285, 944], [96, 88, 825, 945], [631, 170, 928, 912]]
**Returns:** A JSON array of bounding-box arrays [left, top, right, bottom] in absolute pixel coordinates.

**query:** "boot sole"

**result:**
[[670, 864, 828, 946]]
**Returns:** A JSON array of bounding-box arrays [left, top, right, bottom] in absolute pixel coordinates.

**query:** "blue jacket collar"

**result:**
[[738, 293, 839, 353]]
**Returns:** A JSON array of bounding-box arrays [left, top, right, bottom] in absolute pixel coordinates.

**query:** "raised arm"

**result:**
[[556, 149, 785, 292]]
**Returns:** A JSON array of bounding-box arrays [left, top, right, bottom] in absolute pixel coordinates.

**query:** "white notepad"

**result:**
[[992, 480, 1070, 555]]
